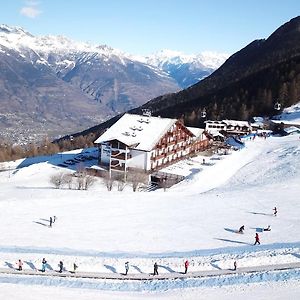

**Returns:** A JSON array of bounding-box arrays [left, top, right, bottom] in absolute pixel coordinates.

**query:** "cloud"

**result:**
[[25, 0, 40, 5], [25, 0, 40, 6], [20, 2, 42, 19]]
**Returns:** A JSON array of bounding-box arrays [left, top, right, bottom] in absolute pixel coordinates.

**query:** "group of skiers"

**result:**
[[15, 259, 190, 276], [123, 260, 190, 276], [237, 207, 277, 247], [152, 260, 189, 275], [14, 207, 278, 275], [234, 208, 275, 271], [15, 258, 78, 273]]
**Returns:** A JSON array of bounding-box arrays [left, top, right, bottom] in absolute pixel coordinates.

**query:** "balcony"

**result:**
[[112, 153, 132, 160], [111, 160, 125, 171], [111, 147, 130, 154]]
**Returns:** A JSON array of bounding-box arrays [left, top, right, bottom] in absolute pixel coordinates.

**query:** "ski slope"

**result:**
[[0, 133, 300, 299]]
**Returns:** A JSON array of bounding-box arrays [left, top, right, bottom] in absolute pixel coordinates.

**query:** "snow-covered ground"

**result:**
[[0, 131, 300, 299], [273, 101, 300, 125]]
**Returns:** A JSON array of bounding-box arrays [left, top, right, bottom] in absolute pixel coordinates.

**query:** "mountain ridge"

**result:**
[[0, 24, 226, 143], [135, 16, 300, 123], [58, 16, 300, 147]]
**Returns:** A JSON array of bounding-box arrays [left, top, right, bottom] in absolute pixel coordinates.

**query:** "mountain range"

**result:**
[[135, 16, 300, 125], [62, 16, 300, 147], [0, 25, 227, 143], [141, 49, 228, 88]]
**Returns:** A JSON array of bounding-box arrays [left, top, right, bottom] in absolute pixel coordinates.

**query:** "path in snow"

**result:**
[[1, 262, 300, 281]]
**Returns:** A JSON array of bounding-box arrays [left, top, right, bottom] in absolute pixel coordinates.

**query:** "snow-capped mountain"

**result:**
[[0, 25, 179, 142], [141, 49, 229, 88], [0, 24, 227, 142]]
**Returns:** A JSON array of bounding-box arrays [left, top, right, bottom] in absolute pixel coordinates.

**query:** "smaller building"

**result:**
[[205, 120, 252, 135]]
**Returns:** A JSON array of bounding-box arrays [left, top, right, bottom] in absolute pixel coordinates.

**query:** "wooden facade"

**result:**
[[150, 121, 194, 170]]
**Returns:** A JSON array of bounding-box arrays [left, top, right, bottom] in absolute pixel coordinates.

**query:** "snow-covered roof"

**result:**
[[252, 116, 264, 122], [94, 114, 177, 151], [205, 120, 251, 127], [187, 127, 206, 139], [87, 165, 106, 171], [251, 122, 264, 128], [212, 132, 224, 137], [283, 126, 300, 134], [204, 120, 225, 124], [222, 120, 251, 127]]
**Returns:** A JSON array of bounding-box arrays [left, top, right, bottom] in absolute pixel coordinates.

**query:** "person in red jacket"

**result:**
[[17, 259, 23, 271], [184, 260, 189, 274], [254, 233, 260, 245]]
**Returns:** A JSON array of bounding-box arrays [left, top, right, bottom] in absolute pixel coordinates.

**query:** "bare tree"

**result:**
[[114, 173, 126, 191], [76, 175, 85, 190], [50, 172, 65, 189], [127, 170, 148, 192], [103, 172, 114, 191], [117, 180, 126, 191], [84, 175, 96, 190], [63, 174, 73, 189]]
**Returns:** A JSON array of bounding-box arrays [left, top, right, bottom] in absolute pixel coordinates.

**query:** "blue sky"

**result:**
[[1, 0, 300, 55]]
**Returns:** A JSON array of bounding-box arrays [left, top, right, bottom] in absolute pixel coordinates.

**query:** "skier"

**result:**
[[184, 260, 189, 274], [264, 225, 271, 231], [233, 261, 237, 271], [254, 233, 260, 245], [53, 216, 57, 223], [49, 217, 53, 228], [59, 261, 63, 273], [273, 207, 277, 217], [124, 261, 129, 275], [73, 262, 78, 273], [153, 262, 158, 275], [238, 225, 245, 233], [41, 258, 47, 272], [202, 158, 206, 165], [17, 259, 23, 271]]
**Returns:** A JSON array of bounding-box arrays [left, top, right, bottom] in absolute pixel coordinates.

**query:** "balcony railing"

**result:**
[[110, 147, 130, 153], [112, 153, 132, 160]]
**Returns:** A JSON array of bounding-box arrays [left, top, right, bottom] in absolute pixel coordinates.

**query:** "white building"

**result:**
[[94, 113, 211, 175], [205, 120, 252, 135]]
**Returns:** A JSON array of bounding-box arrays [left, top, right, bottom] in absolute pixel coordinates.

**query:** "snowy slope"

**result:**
[[273, 101, 300, 125], [0, 131, 300, 298]]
